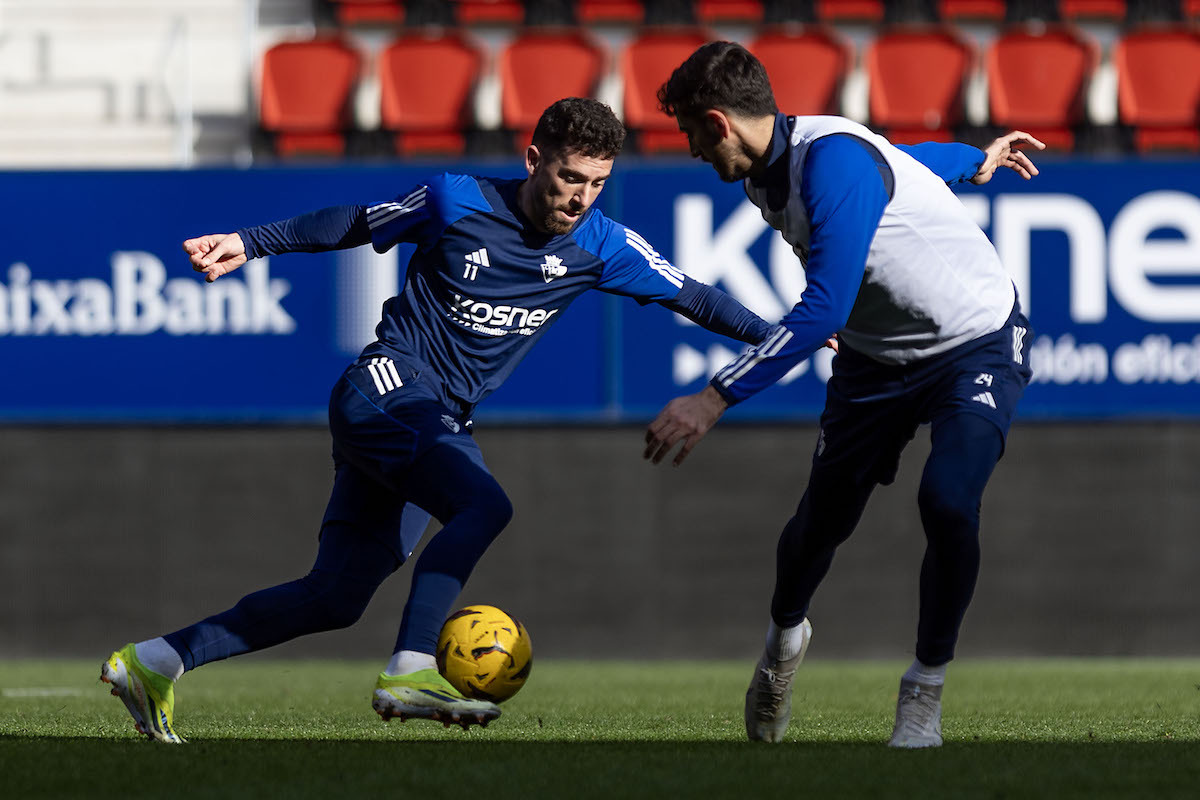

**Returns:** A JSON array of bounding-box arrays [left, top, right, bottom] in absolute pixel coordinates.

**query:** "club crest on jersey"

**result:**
[[464, 248, 490, 281], [541, 254, 567, 283]]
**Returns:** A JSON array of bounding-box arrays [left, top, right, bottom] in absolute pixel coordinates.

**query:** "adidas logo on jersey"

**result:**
[[971, 391, 997, 409], [464, 248, 490, 281]]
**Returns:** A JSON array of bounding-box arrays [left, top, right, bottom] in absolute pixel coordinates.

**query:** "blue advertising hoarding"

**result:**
[[1, 158, 1198, 423]]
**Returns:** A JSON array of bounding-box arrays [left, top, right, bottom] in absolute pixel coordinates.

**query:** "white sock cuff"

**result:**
[[134, 637, 184, 682], [903, 659, 947, 687], [765, 619, 808, 661], [386, 649, 437, 677]]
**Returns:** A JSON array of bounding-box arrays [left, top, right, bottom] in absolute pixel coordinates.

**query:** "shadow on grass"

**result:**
[[4, 735, 1199, 799]]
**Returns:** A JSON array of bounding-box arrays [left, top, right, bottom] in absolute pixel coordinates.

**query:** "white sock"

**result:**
[[134, 637, 184, 682], [765, 619, 808, 661], [386, 649, 436, 676], [903, 659, 946, 687]]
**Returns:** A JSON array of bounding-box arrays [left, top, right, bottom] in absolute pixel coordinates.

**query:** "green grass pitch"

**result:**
[[4, 658, 1199, 798]]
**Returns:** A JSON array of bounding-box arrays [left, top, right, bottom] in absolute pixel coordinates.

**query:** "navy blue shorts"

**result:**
[[815, 305, 1033, 487], [328, 353, 480, 484], [322, 354, 486, 561]]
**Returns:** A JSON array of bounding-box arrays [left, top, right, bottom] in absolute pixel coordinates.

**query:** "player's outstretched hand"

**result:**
[[971, 131, 1046, 185], [643, 385, 729, 467], [183, 232, 248, 282]]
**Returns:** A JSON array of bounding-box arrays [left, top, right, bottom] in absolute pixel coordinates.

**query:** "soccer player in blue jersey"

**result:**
[[644, 42, 1044, 748], [99, 97, 772, 743]]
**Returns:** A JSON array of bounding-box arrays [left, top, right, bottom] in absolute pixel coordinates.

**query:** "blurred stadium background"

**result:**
[[1, 0, 1198, 663]]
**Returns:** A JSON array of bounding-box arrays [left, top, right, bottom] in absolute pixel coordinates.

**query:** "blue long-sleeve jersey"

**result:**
[[711, 115, 990, 406], [239, 173, 770, 415]]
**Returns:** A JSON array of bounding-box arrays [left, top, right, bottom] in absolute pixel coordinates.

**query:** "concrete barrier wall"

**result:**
[[2, 422, 1197, 661]]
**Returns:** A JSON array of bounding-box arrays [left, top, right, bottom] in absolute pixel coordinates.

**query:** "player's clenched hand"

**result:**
[[971, 131, 1046, 185], [643, 385, 728, 467], [182, 232, 248, 282]]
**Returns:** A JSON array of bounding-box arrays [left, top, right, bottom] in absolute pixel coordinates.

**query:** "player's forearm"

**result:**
[[238, 205, 372, 260], [709, 310, 843, 406], [896, 142, 985, 185], [662, 277, 773, 344], [707, 244, 862, 406]]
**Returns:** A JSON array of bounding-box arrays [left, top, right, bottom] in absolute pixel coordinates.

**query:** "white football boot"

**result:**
[[744, 618, 813, 742], [888, 678, 943, 748]]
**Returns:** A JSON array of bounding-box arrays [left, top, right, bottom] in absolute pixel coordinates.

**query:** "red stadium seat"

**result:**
[[326, 0, 404, 25], [987, 25, 1097, 151], [500, 30, 606, 150], [938, 0, 1005, 21], [695, 0, 764, 23], [1116, 27, 1200, 152], [379, 31, 483, 156], [259, 38, 362, 157], [456, 0, 525, 23], [1188, 0, 1200, 19], [622, 28, 714, 153], [1057, 0, 1126, 20], [866, 27, 973, 143], [576, 0, 645, 23], [816, 0, 884, 23], [749, 27, 850, 116]]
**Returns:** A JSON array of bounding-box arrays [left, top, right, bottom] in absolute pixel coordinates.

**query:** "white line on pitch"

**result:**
[[3, 688, 88, 698]]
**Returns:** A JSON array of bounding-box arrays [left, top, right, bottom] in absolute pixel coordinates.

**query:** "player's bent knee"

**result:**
[[468, 485, 513, 537], [423, 457, 514, 536], [300, 573, 377, 631], [917, 480, 980, 540], [781, 486, 868, 553], [315, 601, 369, 631], [453, 469, 512, 525]]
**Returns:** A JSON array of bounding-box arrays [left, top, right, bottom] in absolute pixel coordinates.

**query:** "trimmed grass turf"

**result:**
[[3, 659, 1199, 798]]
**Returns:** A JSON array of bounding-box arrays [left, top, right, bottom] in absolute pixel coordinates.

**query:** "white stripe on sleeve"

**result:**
[[366, 363, 387, 395], [715, 326, 794, 387], [384, 359, 404, 388], [368, 187, 428, 229], [624, 229, 685, 288]]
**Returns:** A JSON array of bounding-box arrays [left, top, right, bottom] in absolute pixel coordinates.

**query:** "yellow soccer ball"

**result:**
[[436, 605, 532, 703]]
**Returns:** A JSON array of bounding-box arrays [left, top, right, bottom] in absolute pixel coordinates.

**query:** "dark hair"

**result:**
[[657, 41, 777, 121], [531, 97, 625, 160]]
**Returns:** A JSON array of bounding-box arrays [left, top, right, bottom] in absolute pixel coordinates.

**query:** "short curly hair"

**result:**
[[657, 41, 777, 121], [531, 97, 625, 161]]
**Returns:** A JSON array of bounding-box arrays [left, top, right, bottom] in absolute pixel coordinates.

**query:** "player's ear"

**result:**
[[703, 109, 731, 140], [525, 145, 541, 177]]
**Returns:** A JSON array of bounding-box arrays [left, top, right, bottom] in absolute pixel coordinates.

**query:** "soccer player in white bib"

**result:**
[[644, 42, 1044, 748]]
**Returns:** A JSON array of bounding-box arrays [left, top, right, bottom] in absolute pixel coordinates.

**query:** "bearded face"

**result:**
[[522, 148, 613, 235]]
